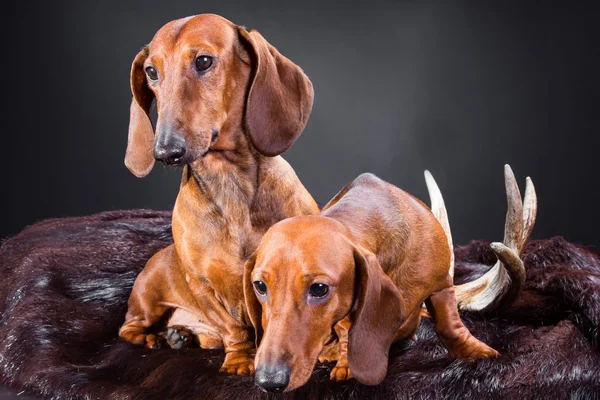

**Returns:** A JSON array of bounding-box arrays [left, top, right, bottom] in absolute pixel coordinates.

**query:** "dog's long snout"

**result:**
[[154, 126, 187, 165], [255, 363, 291, 393]]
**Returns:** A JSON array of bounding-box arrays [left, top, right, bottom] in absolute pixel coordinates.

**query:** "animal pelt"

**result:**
[[0, 210, 598, 400]]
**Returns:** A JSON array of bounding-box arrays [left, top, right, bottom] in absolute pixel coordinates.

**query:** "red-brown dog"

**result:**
[[244, 166, 537, 392], [119, 14, 319, 375]]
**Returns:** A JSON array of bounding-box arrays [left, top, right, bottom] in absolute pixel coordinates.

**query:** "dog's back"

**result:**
[[322, 173, 451, 282]]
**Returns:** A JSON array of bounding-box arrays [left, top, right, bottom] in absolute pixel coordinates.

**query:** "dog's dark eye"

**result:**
[[309, 283, 329, 298], [195, 55, 213, 72], [253, 281, 267, 296], [145, 66, 158, 81]]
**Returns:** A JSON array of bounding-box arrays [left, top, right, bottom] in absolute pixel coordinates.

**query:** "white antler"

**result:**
[[424, 170, 454, 277], [453, 165, 537, 312]]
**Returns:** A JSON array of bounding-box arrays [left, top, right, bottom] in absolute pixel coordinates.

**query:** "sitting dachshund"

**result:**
[[118, 14, 319, 375], [244, 166, 537, 392]]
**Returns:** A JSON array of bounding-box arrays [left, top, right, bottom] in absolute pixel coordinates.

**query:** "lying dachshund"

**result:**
[[244, 166, 537, 392], [119, 14, 319, 375]]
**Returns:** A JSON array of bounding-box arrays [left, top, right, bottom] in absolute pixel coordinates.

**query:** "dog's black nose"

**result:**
[[154, 131, 186, 165], [255, 364, 290, 393], [157, 145, 185, 165]]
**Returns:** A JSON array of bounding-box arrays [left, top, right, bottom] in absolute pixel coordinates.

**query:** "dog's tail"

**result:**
[[425, 165, 537, 312]]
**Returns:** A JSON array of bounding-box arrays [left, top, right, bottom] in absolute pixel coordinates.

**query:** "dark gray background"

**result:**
[[2, 0, 598, 248]]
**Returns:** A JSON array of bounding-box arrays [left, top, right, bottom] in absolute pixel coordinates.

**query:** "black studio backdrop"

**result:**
[[2, 0, 598, 247]]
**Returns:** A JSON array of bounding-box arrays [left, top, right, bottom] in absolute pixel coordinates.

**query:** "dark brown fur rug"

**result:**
[[0, 210, 599, 400]]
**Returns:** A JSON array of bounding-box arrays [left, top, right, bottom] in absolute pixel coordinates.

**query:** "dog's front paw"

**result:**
[[318, 341, 340, 363], [144, 334, 166, 350], [120, 326, 164, 349], [219, 351, 255, 376], [164, 326, 196, 349], [330, 363, 353, 381]]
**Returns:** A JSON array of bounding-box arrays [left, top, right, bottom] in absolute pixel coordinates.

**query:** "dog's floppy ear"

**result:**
[[348, 246, 404, 385], [125, 46, 155, 178], [243, 253, 263, 346], [238, 27, 314, 157]]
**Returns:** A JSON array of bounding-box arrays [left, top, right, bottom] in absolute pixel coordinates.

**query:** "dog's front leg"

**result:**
[[329, 316, 353, 381], [189, 285, 255, 376], [219, 332, 255, 376]]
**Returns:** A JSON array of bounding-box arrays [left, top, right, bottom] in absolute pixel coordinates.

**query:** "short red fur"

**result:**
[[119, 14, 319, 375], [245, 173, 499, 391]]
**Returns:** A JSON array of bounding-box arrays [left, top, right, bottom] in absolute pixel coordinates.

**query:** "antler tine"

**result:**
[[424, 170, 454, 277], [454, 165, 534, 312], [521, 176, 537, 247], [502, 165, 524, 252], [487, 241, 526, 306]]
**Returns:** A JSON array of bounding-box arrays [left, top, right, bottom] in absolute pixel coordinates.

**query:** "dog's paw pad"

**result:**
[[165, 326, 195, 350]]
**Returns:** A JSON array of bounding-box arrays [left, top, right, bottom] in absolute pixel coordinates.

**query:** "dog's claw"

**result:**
[[219, 352, 255, 376], [330, 364, 353, 381], [219, 363, 255, 376], [144, 334, 165, 350]]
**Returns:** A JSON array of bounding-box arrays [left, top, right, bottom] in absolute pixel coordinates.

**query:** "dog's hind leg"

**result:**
[[119, 244, 181, 349], [425, 285, 499, 359], [164, 308, 223, 349]]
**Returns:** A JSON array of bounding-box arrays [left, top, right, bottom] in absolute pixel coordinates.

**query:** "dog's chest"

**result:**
[[173, 185, 264, 310], [175, 206, 258, 268]]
